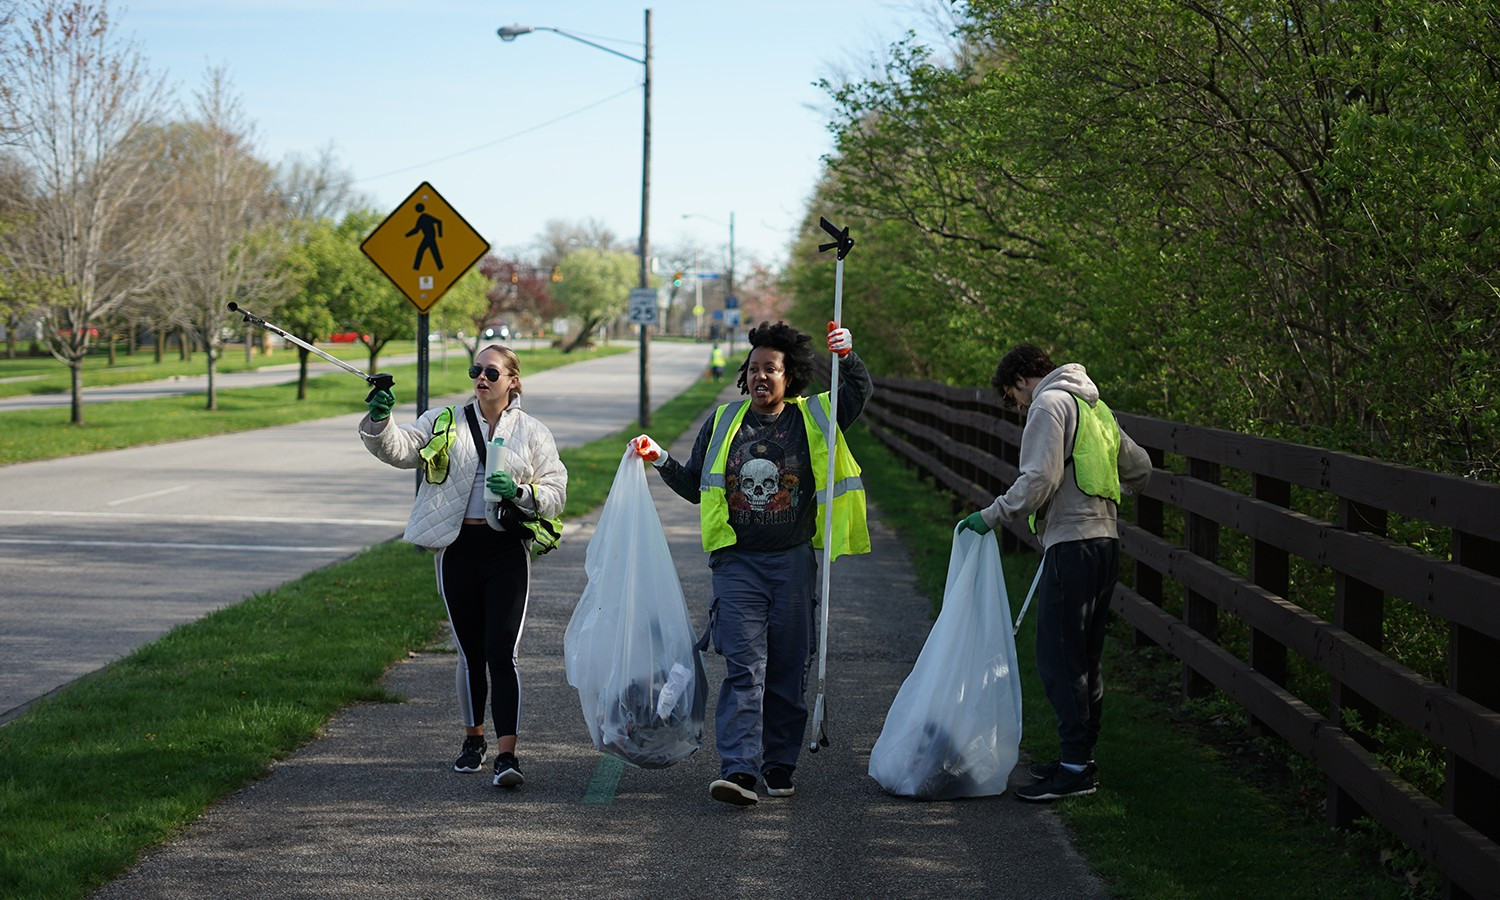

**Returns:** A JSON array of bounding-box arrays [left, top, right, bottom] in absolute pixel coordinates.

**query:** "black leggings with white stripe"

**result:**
[[435, 524, 531, 736]]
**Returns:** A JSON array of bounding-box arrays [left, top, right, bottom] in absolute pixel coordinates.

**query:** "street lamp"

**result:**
[[498, 10, 654, 428], [682, 211, 735, 345]]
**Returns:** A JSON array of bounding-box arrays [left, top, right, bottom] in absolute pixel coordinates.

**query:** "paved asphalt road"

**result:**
[[91, 384, 1108, 900], [0, 340, 713, 721], [0, 341, 513, 410]]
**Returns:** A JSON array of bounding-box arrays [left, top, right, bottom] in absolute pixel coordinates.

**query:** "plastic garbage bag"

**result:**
[[868, 527, 1023, 799], [564, 449, 707, 769]]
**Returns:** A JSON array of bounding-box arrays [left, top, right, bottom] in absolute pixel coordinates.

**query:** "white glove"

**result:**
[[631, 434, 667, 466], [827, 321, 852, 357]]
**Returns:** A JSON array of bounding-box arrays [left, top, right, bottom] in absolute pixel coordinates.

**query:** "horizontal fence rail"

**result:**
[[858, 373, 1500, 898]]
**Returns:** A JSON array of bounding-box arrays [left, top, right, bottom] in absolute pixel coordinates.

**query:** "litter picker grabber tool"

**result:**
[[809, 216, 854, 754], [227, 303, 394, 401], [1012, 557, 1046, 636]]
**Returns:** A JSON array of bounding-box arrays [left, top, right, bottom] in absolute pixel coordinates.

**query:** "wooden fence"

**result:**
[[860, 374, 1500, 899]]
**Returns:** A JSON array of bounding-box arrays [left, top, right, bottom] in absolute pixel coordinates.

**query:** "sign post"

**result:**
[[361, 181, 490, 415]]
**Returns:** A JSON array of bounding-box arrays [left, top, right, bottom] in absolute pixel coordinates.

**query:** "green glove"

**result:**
[[487, 470, 519, 501], [367, 388, 395, 421], [957, 511, 992, 535]]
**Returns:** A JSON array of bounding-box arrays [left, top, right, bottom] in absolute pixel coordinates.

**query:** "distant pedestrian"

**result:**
[[631, 320, 871, 806], [359, 344, 567, 788], [957, 343, 1152, 801], [709, 342, 726, 382]]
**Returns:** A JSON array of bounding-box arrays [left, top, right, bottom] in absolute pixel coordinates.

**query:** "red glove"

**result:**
[[827, 321, 852, 358], [631, 434, 665, 464]]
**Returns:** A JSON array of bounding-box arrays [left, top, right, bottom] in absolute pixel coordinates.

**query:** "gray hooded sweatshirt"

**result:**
[[980, 363, 1152, 549]]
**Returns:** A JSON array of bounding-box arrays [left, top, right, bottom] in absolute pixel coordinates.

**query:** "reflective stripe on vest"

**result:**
[[698, 396, 871, 560]]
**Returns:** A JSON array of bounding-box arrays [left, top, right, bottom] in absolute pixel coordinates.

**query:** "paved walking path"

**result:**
[[93, 384, 1107, 899]]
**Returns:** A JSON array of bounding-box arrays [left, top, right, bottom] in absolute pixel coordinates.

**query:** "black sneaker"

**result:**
[[492, 751, 524, 788], [1015, 762, 1097, 801], [454, 735, 486, 773], [709, 772, 758, 806], [1028, 759, 1098, 782], [762, 767, 795, 798], [1027, 759, 1060, 781]]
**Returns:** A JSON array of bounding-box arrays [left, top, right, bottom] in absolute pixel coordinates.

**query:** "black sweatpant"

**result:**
[[435, 524, 531, 735], [1033, 536, 1119, 766]]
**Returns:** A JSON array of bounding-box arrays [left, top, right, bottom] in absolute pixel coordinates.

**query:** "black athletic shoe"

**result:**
[[1015, 762, 1098, 801], [1028, 759, 1098, 782], [762, 767, 796, 798], [454, 735, 487, 773], [709, 772, 758, 806], [492, 752, 524, 788], [1027, 759, 1060, 781]]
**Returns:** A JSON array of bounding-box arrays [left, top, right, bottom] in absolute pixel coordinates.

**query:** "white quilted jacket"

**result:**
[[359, 397, 567, 550]]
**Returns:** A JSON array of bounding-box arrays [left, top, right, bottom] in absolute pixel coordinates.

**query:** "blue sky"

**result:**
[[118, 1, 953, 270]]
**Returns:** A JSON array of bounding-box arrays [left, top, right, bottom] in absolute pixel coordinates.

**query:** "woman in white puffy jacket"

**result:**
[[359, 343, 566, 789]]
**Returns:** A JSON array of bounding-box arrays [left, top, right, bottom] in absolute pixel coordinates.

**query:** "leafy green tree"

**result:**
[[790, 0, 1500, 479], [551, 248, 635, 353], [274, 218, 342, 399], [429, 266, 492, 358], [327, 208, 412, 373]]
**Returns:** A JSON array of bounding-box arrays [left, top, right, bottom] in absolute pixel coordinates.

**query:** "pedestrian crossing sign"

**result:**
[[361, 181, 490, 313]]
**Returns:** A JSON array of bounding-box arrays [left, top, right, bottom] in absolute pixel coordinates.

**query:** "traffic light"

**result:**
[[672, 271, 683, 287], [550, 265, 563, 283], [509, 267, 519, 284]]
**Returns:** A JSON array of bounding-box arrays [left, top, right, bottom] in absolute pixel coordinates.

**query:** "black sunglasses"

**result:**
[[468, 364, 506, 381]]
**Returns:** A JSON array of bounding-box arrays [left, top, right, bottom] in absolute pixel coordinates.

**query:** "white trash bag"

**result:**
[[868, 526, 1023, 799], [564, 449, 707, 769]]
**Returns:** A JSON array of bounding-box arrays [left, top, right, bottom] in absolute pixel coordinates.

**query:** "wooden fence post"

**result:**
[[1133, 446, 1165, 648], [1183, 458, 1221, 697], [1327, 497, 1387, 830], [1448, 530, 1500, 894], [1249, 473, 1291, 736]]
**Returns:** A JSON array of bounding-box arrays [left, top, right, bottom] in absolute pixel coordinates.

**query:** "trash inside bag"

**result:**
[[564, 449, 706, 769], [868, 527, 1023, 799]]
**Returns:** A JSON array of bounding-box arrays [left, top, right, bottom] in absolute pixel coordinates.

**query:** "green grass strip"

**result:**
[[0, 341, 383, 398], [844, 424, 1406, 899], [0, 373, 728, 900], [0, 345, 628, 465]]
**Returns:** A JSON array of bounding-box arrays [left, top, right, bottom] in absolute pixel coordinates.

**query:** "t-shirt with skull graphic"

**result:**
[[722, 408, 816, 552]]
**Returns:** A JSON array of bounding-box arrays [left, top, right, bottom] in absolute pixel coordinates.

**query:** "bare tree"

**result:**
[[276, 143, 369, 224], [163, 67, 287, 410], [0, 0, 172, 424]]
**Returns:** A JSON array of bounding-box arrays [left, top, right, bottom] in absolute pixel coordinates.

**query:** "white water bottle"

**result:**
[[483, 435, 510, 502]]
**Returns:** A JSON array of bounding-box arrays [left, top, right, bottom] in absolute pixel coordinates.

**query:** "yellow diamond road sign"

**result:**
[[361, 181, 490, 313]]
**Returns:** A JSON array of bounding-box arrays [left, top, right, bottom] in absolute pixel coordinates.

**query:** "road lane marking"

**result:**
[[0, 509, 405, 527], [582, 756, 625, 805], [106, 485, 192, 506], [0, 537, 357, 553]]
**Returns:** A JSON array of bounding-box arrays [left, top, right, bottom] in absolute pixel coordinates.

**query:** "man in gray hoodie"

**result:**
[[957, 343, 1153, 801]]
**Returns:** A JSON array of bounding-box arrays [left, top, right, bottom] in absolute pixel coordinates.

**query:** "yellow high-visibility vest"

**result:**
[[1029, 394, 1123, 532], [698, 396, 870, 561]]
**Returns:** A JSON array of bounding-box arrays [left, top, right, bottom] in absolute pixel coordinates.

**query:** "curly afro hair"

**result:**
[[736, 320, 817, 398]]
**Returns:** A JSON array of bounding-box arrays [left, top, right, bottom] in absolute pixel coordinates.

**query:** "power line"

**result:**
[[347, 83, 640, 185]]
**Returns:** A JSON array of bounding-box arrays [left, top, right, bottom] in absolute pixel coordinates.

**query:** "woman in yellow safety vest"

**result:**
[[631, 320, 872, 806]]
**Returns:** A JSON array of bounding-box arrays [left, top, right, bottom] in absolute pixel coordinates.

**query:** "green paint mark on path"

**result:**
[[583, 755, 625, 805]]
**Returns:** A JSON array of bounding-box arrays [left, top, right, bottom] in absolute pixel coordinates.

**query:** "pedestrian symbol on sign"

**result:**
[[406, 203, 444, 271]]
